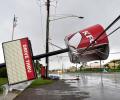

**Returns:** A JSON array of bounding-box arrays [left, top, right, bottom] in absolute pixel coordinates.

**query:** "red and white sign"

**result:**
[[78, 24, 109, 48], [2, 38, 36, 85], [20, 38, 35, 80], [65, 24, 109, 63]]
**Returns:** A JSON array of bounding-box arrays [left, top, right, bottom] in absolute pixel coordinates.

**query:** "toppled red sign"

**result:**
[[3, 38, 36, 85], [65, 24, 109, 63]]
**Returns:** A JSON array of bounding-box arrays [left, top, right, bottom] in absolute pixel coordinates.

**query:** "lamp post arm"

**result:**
[[50, 15, 84, 21]]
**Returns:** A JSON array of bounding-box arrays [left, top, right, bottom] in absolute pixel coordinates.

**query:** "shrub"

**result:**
[[0, 67, 7, 78]]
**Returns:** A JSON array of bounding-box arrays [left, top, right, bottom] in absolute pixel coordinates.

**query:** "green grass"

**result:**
[[0, 78, 8, 86], [0, 78, 8, 93], [0, 87, 3, 93], [29, 78, 54, 88]]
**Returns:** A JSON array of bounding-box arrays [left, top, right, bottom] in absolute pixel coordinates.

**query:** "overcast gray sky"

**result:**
[[0, 0, 120, 69]]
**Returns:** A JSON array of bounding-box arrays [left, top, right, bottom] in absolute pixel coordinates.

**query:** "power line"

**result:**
[[49, 42, 63, 49], [36, 0, 46, 50], [49, 0, 58, 46], [50, 41, 60, 67], [103, 26, 120, 39], [48, 0, 61, 69]]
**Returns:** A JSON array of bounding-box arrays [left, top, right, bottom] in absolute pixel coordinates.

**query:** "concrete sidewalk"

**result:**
[[0, 92, 18, 100], [14, 80, 89, 100]]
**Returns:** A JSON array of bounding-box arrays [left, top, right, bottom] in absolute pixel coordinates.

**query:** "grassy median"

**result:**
[[29, 78, 54, 88], [0, 78, 8, 86], [0, 78, 8, 93]]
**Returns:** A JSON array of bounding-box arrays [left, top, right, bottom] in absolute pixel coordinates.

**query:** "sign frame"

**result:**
[[2, 37, 36, 85]]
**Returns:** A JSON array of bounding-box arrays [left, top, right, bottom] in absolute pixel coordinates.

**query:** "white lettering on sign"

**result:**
[[22, 44, 32, 73], [23, 44, 29, 59], [82, 31, 96, 44], [26, 60, 32, 73]]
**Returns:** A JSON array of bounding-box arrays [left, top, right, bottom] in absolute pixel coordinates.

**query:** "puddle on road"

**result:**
[[66, 81, 76, 83], [62, 73, 120, 90]]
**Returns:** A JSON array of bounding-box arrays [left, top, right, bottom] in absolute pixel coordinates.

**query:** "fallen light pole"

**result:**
[[0, 48, 69, 68], [33, 48, 69, 60]]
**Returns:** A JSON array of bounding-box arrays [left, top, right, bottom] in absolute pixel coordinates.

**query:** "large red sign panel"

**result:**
[[65, 24, 109, 63], [2, 38, 36, 85]]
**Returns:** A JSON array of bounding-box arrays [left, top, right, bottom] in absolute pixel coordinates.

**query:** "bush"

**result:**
[[79, 68, 103, 72], [0, 78, 8, 85], [0, 67, 7, 78], [117, 65, 120, 69]]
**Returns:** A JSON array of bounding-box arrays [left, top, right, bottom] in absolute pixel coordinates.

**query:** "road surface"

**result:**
[[1, 73, 120, 100]]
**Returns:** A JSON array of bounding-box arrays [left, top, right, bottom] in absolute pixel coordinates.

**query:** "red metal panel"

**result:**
[[65, 24, 109, 63], [78, 24, 108, 48], [20, 38, 35, 80]]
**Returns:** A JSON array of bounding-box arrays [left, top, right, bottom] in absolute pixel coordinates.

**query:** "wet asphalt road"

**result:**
[[63, 73, 120, 100], [14, 80, 89, 100], [14, 73, 120, 100]]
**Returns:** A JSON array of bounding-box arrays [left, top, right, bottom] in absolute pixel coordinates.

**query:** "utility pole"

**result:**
[[46, 0, 50, 78], [12, 14, 17, 40]]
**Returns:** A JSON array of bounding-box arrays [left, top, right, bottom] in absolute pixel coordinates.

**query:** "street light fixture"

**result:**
[[49, 15, 84, 21]]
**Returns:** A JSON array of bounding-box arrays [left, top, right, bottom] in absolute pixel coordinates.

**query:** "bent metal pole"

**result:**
[[0, 48, 69, 68]]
